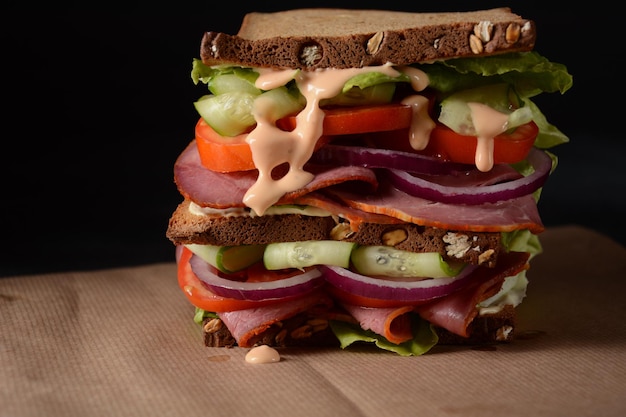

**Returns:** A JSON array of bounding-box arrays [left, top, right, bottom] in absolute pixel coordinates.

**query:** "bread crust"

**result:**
[[200, 8, 535, 69]]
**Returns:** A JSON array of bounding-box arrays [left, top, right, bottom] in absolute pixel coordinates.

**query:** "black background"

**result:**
[[1, 2, 622, 277]]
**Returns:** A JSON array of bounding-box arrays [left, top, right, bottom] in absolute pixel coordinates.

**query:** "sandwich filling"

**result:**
[[167, 9, 572, 355]]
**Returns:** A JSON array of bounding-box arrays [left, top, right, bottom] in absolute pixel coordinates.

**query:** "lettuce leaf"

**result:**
[[418, 51, 573, 96], [191, 59, 260, 86], [329, 314, 439, 356], [501, 229, 543, 257]]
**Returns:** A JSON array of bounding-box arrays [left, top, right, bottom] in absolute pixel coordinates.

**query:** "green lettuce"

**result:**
[[502, 229, 543, 258], [329, 314, 439, 356], [418, 51, 573, 96]]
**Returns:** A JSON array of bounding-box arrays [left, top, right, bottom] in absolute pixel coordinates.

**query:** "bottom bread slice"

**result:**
[[200, 305, 517, 349]]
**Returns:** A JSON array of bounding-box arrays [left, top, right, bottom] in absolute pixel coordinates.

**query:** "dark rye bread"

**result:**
[[202, 311, 341, 348], [166, 199, 337, 246], [201, 305, 517, 348], [166, 199, 501, 267], [200, 8, 535, 70]]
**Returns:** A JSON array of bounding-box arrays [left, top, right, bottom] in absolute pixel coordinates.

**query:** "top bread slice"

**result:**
[[200, 7, 535, 70]]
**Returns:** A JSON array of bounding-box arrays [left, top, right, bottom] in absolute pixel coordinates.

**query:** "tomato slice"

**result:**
[[177, 246, 296, 312], [424, 121, 539, 165], [367, 121, 538, 166], [277, 103, 412, 135], [195, 118, 332, 173], [195, 104, 411, 173], [326, 285, 428, 309], [195, 118, 255, 173]]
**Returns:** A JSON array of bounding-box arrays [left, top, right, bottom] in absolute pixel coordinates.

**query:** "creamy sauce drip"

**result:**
[[245, 345, 280, 364], [226, 64, 508, 214], [467, 102, 510, 172], [397, 65, 435, 151], [243, 64, 401, 215], [401, 95, 435, 151]]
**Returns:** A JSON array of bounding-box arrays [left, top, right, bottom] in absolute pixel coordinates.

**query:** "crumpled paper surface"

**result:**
[[2, 225, 625, 417]]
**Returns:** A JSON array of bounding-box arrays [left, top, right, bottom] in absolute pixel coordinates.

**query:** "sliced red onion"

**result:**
[[385, 147, 552, 204], [310, 144, 472, 175], [189, 255, 324, 301], [320, 264, 478, 303]]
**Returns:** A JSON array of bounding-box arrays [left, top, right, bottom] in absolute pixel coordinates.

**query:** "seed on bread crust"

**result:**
[[496, 325, 514, 341], [331, 223, 355, 240], [203, 318, 223, 334], [382, 229, 408, 246], [505, 23, 521, 43], [275, 329, 288, 345], [299, 43, 323, 66], [366, 31, 384, 55], [478, 249, 496, 265], [474, 21, 493, 42], [291, 325, 314, 339], [306, 318, 329, 332], [469, 34, 484, 54]]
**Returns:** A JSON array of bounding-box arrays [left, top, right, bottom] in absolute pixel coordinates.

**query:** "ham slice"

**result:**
[[174, 140, 543, 233], [331, 251, 529, 344], [219, 289, 334, 347], [174, 140, 378, 208], [415, 251, 530, 337], [293, 192, 403, 230], [326, 182, 544, 233], [341, 304, 414, 344]]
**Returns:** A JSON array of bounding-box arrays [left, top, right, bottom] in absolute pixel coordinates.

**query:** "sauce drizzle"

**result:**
[[243, 64, 401, 215], [237, 64, 506, 211], [467, 102, 509, 172]]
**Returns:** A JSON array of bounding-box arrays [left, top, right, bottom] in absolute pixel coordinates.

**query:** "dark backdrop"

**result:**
[[1, 2, 621, 277]]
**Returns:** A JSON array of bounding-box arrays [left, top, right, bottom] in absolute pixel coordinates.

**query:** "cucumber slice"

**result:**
[[208, 73, 262, 96], [194, 92, 257, 136], [438, 83, 533, 135], [264, 241, 356, 270], [351, 246, 464, 278], [321, 83, 395, 107], [254, 86, 305, 122], [185, 244, 266, 274]]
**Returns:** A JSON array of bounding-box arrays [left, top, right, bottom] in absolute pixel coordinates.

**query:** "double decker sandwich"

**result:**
[[166, 7, 572, 355]]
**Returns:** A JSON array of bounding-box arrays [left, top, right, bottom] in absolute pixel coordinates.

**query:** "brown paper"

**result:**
[[2, 225, 625, 417]]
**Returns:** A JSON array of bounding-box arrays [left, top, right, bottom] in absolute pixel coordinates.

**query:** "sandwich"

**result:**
[[166, 7, 572, 355]]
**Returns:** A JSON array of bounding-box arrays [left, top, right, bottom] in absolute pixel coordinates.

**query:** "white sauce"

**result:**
[[245, 345, 280, 364]]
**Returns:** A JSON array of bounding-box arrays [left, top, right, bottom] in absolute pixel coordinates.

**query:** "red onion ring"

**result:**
[[310, 144, 472, 175], [320, 264, 477, 303], [385, 147, 552, 204], [189, 255, 324, 301]]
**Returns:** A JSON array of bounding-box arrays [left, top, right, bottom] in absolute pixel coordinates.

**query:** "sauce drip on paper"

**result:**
[[245, 345, 281, 364]]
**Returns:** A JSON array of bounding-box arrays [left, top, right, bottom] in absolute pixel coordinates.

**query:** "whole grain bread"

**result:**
[[201, 8, 535, 70], [166, 199, 501, 267], [166, 199, 336, 246]]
